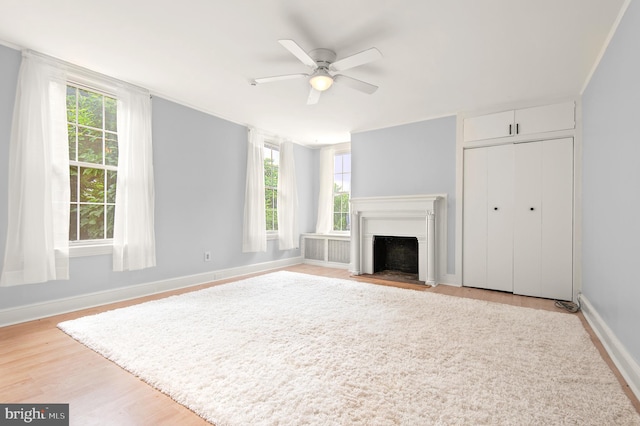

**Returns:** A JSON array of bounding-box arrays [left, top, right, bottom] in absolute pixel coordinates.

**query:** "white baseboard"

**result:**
[[579, 294, 640, 402], [0, 256, 302, 327], [302, 259, 350, 270]]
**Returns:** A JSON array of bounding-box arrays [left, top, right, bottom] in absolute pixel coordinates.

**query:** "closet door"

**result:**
[[463, 144, 514, 292], [513, 138, 573, 299], [540, 138, 573, 300], [513, 142, 543, 296], [486, 144, 514, 292], [463, 148, 488, 288]]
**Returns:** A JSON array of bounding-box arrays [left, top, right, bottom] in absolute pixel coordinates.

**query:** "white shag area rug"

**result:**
[[58, 271, 640, 425]]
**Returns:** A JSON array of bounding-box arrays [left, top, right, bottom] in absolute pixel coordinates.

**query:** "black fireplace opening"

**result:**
[[373, 236, 419, 281]]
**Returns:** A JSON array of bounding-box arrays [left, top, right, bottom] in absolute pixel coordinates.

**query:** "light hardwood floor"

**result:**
[[1, 264, 638, 425]]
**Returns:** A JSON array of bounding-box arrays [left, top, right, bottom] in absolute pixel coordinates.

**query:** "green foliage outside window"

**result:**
[[67, 85, 118, 241], [264, 146, 279, 231], [333, 153, 351, 231]]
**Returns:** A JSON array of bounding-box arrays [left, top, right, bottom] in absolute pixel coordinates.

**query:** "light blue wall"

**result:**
[[582, 1, 640, 365], [0, 44, 318, 310], [351, 116, 457, 274]]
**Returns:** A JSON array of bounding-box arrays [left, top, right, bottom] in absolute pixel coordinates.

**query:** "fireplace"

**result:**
[[374, 236, 419, 277], [349, 195, 443, 285]]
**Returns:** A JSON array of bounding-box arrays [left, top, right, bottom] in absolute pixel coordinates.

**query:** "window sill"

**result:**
[[267, 232, 279, 241], [69, 242, 113, 258]]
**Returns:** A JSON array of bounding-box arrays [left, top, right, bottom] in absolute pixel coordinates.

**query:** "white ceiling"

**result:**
[[0, 0, 626, 146]]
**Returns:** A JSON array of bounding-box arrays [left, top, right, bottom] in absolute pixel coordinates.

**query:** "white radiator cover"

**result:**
[[350, 195, 444, 285], [301, 234, 351, 269]]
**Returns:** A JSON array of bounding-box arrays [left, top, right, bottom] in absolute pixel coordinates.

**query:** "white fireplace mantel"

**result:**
[[350, 195, 444, 285]]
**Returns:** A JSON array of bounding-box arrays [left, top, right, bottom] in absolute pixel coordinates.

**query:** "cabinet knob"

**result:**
[[494, 207, 498, 211], [530, 207, 535, 211]]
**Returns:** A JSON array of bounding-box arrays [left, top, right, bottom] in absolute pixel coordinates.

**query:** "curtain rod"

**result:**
[[24, 49, 149, 95]]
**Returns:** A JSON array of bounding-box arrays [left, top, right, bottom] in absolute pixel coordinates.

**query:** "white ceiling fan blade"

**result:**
[[278, 39, 318, 69], [252, 73, 308, 85], [330, 47, 382, 72], [333, 75, 378, 94], [307, 87, 321, 105]]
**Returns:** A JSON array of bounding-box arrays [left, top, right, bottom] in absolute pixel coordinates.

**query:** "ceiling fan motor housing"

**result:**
[[309, 48, 337, 68]]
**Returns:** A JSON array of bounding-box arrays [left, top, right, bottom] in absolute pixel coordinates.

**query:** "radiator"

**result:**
[[301, 234, 350, 269]]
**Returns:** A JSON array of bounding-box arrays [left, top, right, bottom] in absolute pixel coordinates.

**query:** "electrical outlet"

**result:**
[[204, 251, 212, 262]]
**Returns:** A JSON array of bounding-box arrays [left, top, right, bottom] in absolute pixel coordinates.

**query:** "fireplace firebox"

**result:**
[[373, 236, 419, 275]]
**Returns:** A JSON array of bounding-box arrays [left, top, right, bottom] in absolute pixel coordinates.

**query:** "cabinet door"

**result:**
[[463, 110, 514, 142], [513, 138, 573, 299], [514, 102, 575, 136], [463, 145, 514, 292]]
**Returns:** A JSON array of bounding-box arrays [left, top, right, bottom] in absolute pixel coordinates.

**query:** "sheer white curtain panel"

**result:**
[[0, 52, 70, 286], [112, 87, 156, 271], [315, 146, 335, 234], [277, 140, 299, 250], [242, 128, 267, 252]]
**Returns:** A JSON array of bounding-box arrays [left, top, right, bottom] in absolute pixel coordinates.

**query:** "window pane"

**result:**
[[106, 205, 115, 239], [107, 170, 117, 203], [79, 204, 105, 240], [334, 173, 343, 191], [78, 127, 104, 164], [69, 204, 78, 241], [333, 195, 341, 213], [342, 194, 349, 213], [105, 96, 117, 132], [265, 188, 275, 209], [266, 208, 278, 231], [271, 149, 280, 166], [343, 154, 351, 173], [334, 155, 342, 173], [66, 86, 76, 123], [105, 132, 118, 166], [68, 124, 77, 161], [70, 166, 78, 202], [78, 88, 103, 129], [79, 167, 105, 203], [342, 173, 351, 192]]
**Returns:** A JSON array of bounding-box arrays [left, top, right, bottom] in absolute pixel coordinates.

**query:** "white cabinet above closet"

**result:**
[[463, 101, 575, 143]]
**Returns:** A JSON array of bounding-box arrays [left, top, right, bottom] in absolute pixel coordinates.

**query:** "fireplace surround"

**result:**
[[350, 195, 443, 285]]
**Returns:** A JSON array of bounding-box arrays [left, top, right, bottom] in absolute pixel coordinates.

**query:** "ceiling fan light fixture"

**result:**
[[309, 69, 333, 91]]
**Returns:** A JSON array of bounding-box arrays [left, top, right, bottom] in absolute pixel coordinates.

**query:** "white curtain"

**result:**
[[242, 128, 266, 252], [112, 87, 156, 271], [0, 52, 70, 286], [277, 140, 299, 250], [315, 146, 335, 234]]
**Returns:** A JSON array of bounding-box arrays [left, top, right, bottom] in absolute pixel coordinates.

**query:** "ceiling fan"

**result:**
[[251, 39, 382, 105]]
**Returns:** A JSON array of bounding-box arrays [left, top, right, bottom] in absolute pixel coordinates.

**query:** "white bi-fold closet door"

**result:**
[[462, 138, 573, 300]]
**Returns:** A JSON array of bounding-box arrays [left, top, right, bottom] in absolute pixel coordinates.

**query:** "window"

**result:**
[[333, 152, 351, 231], [264, 143, 279, 232], [66, 84, 118, 243]]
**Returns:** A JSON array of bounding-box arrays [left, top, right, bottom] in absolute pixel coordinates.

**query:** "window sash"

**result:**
[[264, 142, 279, 233], [66, 83, 119, 245]]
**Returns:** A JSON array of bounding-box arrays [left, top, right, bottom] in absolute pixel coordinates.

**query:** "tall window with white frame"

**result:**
[[67, 84, 118, 242], [333, 152, 351, 231], [264, 143, 280, 233]]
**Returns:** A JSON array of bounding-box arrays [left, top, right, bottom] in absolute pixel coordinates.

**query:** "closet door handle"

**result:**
[[509, 124, 512, 135], [516, 123, 520, 134]]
